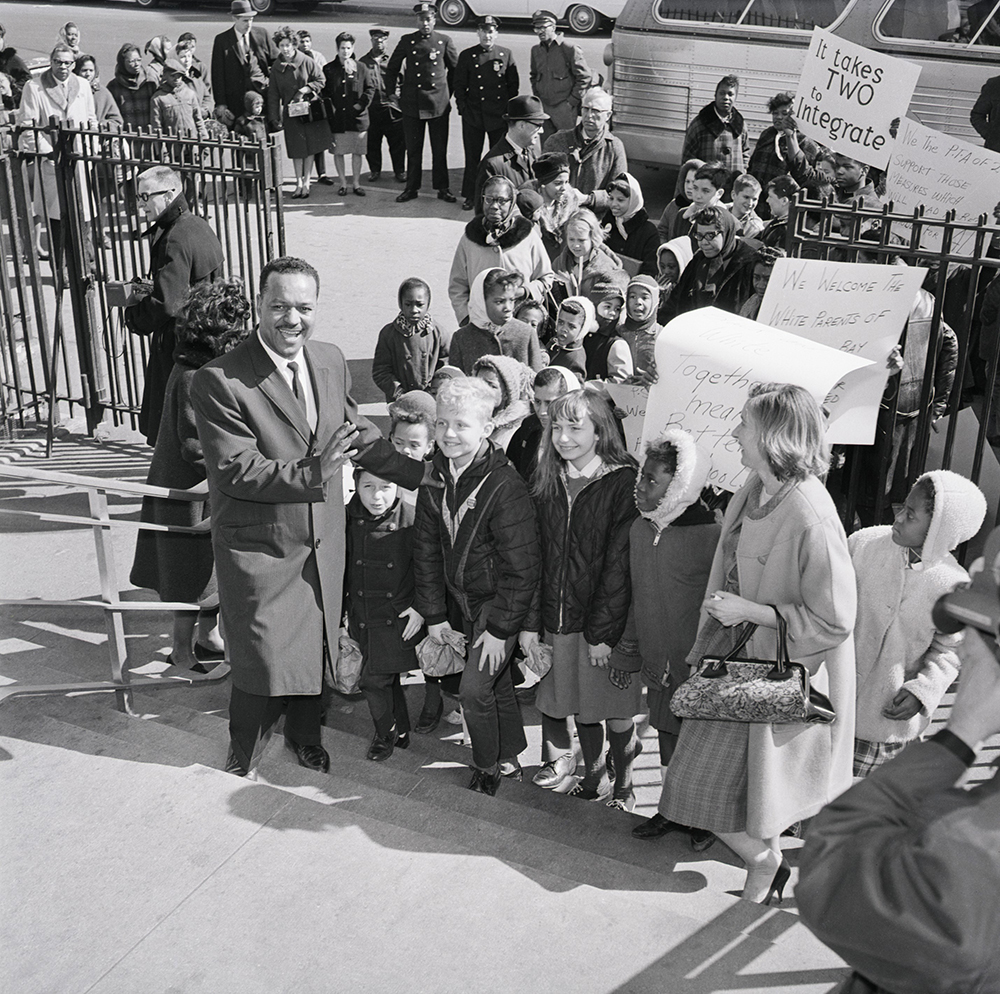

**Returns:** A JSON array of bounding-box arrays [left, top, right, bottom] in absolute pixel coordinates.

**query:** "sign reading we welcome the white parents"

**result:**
[[793, 28, 920, 171], [642, 309, 871, 493]]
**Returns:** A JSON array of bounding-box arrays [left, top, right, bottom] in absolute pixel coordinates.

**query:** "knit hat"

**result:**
[[580, 269, 628, 306], [516, 188, 544, 220], [627, 274, 660, 303], [658, 236, 694, 277], [473, 353, 535, 407], [533, 152, 570, 185], [914, 470, 987, 566], [638, 426, 713, 533], [389, 389, 437, 427]]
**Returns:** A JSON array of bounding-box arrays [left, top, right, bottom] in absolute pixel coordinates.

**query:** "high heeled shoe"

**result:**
[[762, 857, 791, 906]]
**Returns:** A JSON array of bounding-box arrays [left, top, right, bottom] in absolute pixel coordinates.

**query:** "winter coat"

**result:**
[[747, 126, 818, 203], [971, 73, 1000, 151], [665, 237, 756, 320], [550, 242, 623, 297], [543, 125, 627, 210], [474, 135, 536, 212], [413, 442, 540, 638], [507, 413, 543, 482], [530, 463, 638, 649], [107, 66, 158, 131], [151, 81, 206, 137], [323, 57, 374, 134], [681, 101, 749, 176], [0, 47, 31, 108], [384, 29, 459, 121], [453, 43, 519, 134], [267, 52, 331, 160], [371, 318, 446, 401], [600, 175, 660, 278], [345, 495, 421, 674], [547, 343, 586, 382], [124, 194, 224, 445], [449, 214, 553, 324], [529, 36, 592, 130], [210, 25, 278, 116], [686, 473, 857, 839]]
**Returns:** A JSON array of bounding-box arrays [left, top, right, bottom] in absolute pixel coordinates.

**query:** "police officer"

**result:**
[[453, 15, 519, 211], [529, 8, 594, 138], [385, 2, 460, 203], [360, 28, 406, 183]]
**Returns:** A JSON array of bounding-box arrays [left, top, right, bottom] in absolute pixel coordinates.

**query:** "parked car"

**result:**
[[436, 0, 625, 34], [131, 0, 328, 13]]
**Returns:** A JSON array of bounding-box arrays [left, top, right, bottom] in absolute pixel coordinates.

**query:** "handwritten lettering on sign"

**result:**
[[793, 28, 920, 171], [604, 383, 648, 456], [887, 118, 1000, 256], [758, 259, 926, 444], [642, 308, 872, 492]]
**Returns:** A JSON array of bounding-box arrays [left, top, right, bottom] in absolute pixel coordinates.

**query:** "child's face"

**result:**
[[484, 283, 517, 325], [892, 491, 932, 550], [752, 263, 773, 296], [532, 381, 564, 427], [357, 472, 397, 516], [551, 412, 598, 470], [657, 254, 680, 286], [596, 298, 623, 327], [731, 187, 759, 216], [390, 420, 433, 462], [690, 178, 718, 207], [435, 401, 492, 468], [607, 187, 631, 218], [683, 169, 698, 201], [554, 308, 586, 347], [400, 286, 430, 322], [635, 458, 674, 513], [626, 286, 654, 322], [542, 172, 570, 200], [564, 221, 592, 260], [476, 367, 503, 411], [517, 305, 543, 334], [766, 190, 789, 219]]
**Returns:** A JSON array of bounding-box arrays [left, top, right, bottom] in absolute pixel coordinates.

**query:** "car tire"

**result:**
[[567, 4, 601, 34], [249, 0, 275, 13], [134, 0, 161, 7], [437, 0, 470, 27]]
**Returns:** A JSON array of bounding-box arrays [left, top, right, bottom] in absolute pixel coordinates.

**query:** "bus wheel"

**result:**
[[567, 4, 600, 34], [437, 0, 470, 26]]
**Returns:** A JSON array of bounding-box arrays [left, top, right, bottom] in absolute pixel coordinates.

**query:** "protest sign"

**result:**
[[604, 383, 647, 456], [793, 27, 920, 171], [886, 118, 1000, 255], [758, 258, 927, 444], [643, 308, 872, 492]]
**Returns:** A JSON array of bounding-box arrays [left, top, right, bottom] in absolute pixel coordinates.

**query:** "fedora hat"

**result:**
[[230, 0, 255, 17], [503, 94, 549, 123]]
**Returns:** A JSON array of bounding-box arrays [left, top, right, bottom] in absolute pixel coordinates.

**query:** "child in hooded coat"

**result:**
[[473, 353, 535, 452], [581, 270, 632, 382], [849, 470, 988, 777], [601, 172, 660, 278], [548, 295, 595, 382], [621, 274, 662, 385], [655, 237, 694, 326]]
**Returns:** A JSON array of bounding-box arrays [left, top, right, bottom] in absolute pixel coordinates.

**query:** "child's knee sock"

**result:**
[[608, 723, 636, 799], [576, 720, 606, 791], [422, 680, 442, 712], [541, 713, 572, 763], [658, 730, 678, 767]]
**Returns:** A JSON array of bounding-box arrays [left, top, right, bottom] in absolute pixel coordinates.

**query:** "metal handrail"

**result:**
[[0, 463, 229, 710]]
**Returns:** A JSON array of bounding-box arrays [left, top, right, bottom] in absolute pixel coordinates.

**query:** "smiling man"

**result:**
[[191, 257, 426, 781]]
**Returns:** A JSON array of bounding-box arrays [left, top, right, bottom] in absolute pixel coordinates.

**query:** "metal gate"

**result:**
[[785, 194, 1000, 537], [0, 121, 285, 438]]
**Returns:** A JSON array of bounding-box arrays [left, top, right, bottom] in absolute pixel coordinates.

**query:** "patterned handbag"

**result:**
[[670, 606, 836, 725]]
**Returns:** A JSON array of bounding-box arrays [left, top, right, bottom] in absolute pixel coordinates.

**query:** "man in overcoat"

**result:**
[[210, 0, 279, 128], [385, 2, 459, 203], [528, 9, 593, 137], [473, 95, 547, 213], [191, 257, 424, 778], [359, 28, 406, 183], [453, 15, 519, 210]]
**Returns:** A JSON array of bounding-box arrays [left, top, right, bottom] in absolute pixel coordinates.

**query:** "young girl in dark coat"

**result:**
[[601, 172, 660, 277], [346, 467, 424, 761], [520, 387, 641, 810]]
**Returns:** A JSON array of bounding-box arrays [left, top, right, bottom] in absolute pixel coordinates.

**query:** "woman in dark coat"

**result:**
[[130, 278, 250, 671], [107, 43, 157, 132], [323, 32, 374, 197], [600, 172, 660, 277], [266, 26, 331, 199]]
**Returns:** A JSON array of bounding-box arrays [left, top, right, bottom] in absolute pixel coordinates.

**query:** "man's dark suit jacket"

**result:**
[[211, 25, 279, 115]]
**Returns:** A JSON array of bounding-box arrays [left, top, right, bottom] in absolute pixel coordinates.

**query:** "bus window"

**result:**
[[653, 0, 846, 30], [877, 0, 1000, 45]]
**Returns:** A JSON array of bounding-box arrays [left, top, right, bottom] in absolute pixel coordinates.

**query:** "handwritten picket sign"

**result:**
[[604, 383, 648, 455], [793, 27, 920, 171], [886, 118, 1000, 255], [758, 258, 927, 444], [642, 308, 872, 492]]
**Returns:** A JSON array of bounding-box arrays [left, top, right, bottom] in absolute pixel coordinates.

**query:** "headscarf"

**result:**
[[692, 207, 740, 284], [115, 44, 143, 83], [58, 25, 82, 57], [145, 36, 173, 69], [482, 179, 517, 242], [605, 172, 644, 241], [468, 268, 506, 333], [658, 236, 694, 278], [545, 365, 582, 393]]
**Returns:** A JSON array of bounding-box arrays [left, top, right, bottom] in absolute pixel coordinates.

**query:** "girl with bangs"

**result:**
[[520, 387, 642, 810]]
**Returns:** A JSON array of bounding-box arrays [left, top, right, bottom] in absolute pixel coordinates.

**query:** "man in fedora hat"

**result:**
[[529, 8, 594, 137], [473, 94, 547, 213], [385, 2, 460, 203], [211, 0, 279, 128], [454, 15, 519, 211], [360, 28, 406, 183]]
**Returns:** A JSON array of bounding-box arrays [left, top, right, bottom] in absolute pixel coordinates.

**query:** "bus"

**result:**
[[606, 0, 1000, 168]]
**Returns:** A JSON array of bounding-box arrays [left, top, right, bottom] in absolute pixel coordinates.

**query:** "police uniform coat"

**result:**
[[453, 43, 519, 134], [191, 335, 423, 698], [385, 29, 459, 120]]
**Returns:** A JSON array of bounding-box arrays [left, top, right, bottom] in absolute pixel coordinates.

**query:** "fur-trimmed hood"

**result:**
[[464, 213, 535, 250], [915, 470, 987, 566], [639, 426, 713, 534]]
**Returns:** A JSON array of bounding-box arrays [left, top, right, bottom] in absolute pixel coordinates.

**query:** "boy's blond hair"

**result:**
[[436, 377, 495, 423]]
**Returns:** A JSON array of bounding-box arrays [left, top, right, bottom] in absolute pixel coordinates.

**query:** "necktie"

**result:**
[[287, 361, 305, 411]]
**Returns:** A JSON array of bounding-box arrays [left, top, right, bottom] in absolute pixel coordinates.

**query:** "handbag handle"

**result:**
[[701, 619, 757, 677], [702, 605, 791, 679]]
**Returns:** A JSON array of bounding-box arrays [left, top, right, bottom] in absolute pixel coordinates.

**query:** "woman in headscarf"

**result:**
[[448, 175, 554, 325], [601, 172, 659, 277], [58, 22, 82, 59], [107, 43, 157, 132], [144, 35, 173, 82], [663, 204, 756, 321], [322, 32, 374, 197]]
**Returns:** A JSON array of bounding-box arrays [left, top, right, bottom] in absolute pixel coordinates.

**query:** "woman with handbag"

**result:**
[[658, 382, 857, 904], [267, 26, 331, 199], [323, 33, 374, 198]]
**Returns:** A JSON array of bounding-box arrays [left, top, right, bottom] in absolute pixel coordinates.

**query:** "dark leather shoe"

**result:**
[[366, 730, 397, 762], [499, 760, 523, 781], [317, 176, 335, 185], [631, 813, 677, 840], [437, 189, 457, 203], [367, 170, 381, 182], [689, 827, 717, 852], [396, 190, 418, 202], [461, 198, 474, 211], [414, 699, 444, 734], [394, 170, 407, 183], [285, 736, 330, 773], [396, 732, 410, 750], [224, 747, 257, 782], [468, 767, 502, 796]]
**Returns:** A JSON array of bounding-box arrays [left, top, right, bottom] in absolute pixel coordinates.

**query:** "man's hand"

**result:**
[[427, 621, 456, 643], [947, 629, 1000, 749], [318, 421, 360, 481], [519, 630, 540, 657], [882, 688, 923, 721], [588, 642, 612, 667], [475, 629, 507, 674], [399, 606, 424, 641]]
